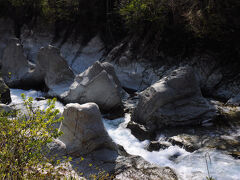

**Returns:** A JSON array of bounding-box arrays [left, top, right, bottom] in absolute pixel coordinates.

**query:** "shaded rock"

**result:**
[[59, 103, 117, 156], [203, 136, 240, 154], [54, 103, 178, 179], [0, 76, 11, 104], [132, 66, 217, 132], [69, 153, 178, 180], [147, 141, 170, 152], [127, 121, 155, 141], [168, 152, 182, 162], [46, 139, 67, 158], [214, 73, 240, 101], [227, 93, 240, 106], [190, 55, 223, 93], [35, 97, 46, 101], [64, 61, 123, 113], [0, 103, 13, 113], [113, 156, 178, 180], [101, 62, 122, 89], [1, 38, 43, 88], [230, 151, 240, 159], [169, 134, 202, 152], [36, 45, 75, 97]]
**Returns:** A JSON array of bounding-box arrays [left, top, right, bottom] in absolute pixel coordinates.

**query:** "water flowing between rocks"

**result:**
[[10, 89, 240, 180]]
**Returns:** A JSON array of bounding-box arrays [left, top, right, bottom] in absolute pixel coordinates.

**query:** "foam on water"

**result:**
[[103, 114, 240, 180], [10, 89, 64, 113], [9, 89, 240, 180]]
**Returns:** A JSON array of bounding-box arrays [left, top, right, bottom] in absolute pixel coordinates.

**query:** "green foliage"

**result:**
[[118, 0, 240, 58], [185, 0, 240, 40], [0, 94, 70, 179], [119, 0, 170, 32], [119, 0, 240, 37], [0, 0, 121, 44]]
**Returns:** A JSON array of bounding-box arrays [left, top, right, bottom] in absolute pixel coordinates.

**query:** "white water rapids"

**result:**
[[10, 89, 240, 180]]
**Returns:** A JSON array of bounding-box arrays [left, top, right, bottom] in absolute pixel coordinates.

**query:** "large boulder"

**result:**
[[0, 38, 42, 88], [64, 61, 123, 113], [59, 103, 117, 156], [0, 103, 14, 113], [132, 66, 217, 132], [36, 45, 75, 97], [56, 102, 178, 179], [0, 76, 11, 104]]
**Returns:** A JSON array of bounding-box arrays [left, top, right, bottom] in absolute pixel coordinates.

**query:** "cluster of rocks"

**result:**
[[54, 102, 177, 179], [63, 61, 123, 113], [127, 66, 218, 140], [1, 36, 240, 179], [0, 38, 124, 114]]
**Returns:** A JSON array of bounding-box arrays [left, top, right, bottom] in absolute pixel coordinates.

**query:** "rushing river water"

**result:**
[[10, 89, 240, 180]]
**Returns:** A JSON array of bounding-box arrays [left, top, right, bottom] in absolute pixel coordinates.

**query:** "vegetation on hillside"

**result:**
[[119, 0, 240, 58], [0, 0, 122, 46], [0, 0, 239, 59]]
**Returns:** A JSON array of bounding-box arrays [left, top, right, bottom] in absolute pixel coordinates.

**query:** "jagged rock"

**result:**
[[113, 156, 178, 180], [132, 66, 217, 133], [169, 135, 201, 152], [59, 103, 117, 156], [46, 139, 67, 158], [36, 45, 75, 97], [190, 55, 223, 93], [68, 150, 178, 180], [64, 61, 123, 113], [0, 76, 11, 104], [0, 103, 13, 113], [226, 94, 240, 106], [126, 121, 155, 141], [147, 141, 170, 152], [0, 38, 42, 88]]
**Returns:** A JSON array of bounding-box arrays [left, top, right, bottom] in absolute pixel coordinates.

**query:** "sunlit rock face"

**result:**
[[59, 103, 117, 156], [36, 45, 75, 97], [64, 61, 123, 113], [132, 66, 217, 132]]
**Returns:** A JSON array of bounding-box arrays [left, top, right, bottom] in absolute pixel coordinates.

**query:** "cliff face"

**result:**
[[1, 17, 240, 104], [0, 18, 105, 75]]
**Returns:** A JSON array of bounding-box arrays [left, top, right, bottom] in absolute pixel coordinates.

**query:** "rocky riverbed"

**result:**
[[1, 21, 240, 179], [8, 88, 240, 180]]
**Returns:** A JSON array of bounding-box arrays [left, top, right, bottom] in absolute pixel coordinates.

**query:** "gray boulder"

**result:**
[[59, 103, 117, 156], [132, 66, 217, 131], [69, 150, 177, 180], [0, 103, 13, 113], [226, 93, 240, 106], [56, 102, 178, 179], [0, 76, 11, 104], [64, 61, 123, 112], [0, 38, 41, 87], [36, 45, 75, 97]]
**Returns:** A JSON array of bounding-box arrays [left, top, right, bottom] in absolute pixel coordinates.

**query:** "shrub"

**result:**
[[119, 0, 170, 33], [0, 94, 69, 179], [119, 0, 240, 39]]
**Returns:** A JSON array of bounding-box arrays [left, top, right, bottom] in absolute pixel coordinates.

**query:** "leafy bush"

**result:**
[[119, 0, 170, 33], [118, 0, 240, 58], [119, 0, 240, 39], [0, 94, 71, 179], [185, 0, 240, 40]]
